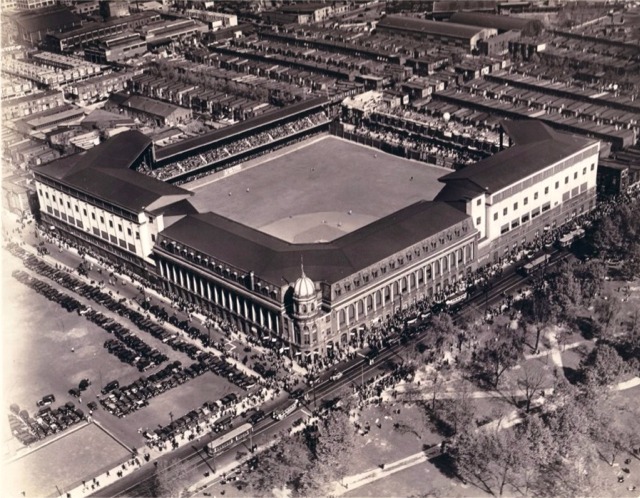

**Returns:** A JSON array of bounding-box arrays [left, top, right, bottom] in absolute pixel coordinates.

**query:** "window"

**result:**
[[91, 213, 96, 220], [555, 182, 559, 189], [83, 208, 87, 216], [545, 186, 549, 194], [100, 216, 104, 224], [67, 201, 71, 208], [532, 208, 540, 218], [513, 202, 518, 210], [151, 234, 156, 242], [501, 224, 509, 235], [565, 176, 569, 184], [52, 195, 56, 203], [542, 202, 551, 212], [503, 207, 508, 216], [109, 220, 113, 228], [38, 189, 42, 196], [476, 198, 482, 206], [511, 219, 520, 229], [534, 192, 539, 200], [127, 228, 132, 236], [45, 192, 49, 199], [524, 197, 528, 206], [75, 205, 79, 212], [591, 163, 595, 171], [521, 213, 530, 223], [135, 232, 140, 239], [476, 217, 481, 226], [574, 172, 578, 180], [493, 212, 498, 221]]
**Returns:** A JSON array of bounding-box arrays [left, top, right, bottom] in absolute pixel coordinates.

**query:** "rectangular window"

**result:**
[[534, 192, 539, 200], [511, 220, 520, 229], [500, 224, 509, 235], [92, 227, 100, 236], [45, 192, 49, 199], [118, 224, 122, 232], [565, 176, 569, 184], [545, 186, 549, 194], [555, 181, 559, 189], [151, 234, 156, 242], [75, 205, 79, 212], [524, 197, 528, 205], [531, 208, 540, 218], [100, 216, 104, 224], [583, 167, 586, 175], [109, 220, 113, 228], [542, 202, 551, 212], [476, 217, 481, 225], [513, 202, 518, 210], [503, 207, 508, 216], [591, 163, 595, 171], [135, 232, 140, 240], [476, 198, 482, 206], [493, 212, 498, 221], [574, 172, 578, 180], [127, 228, 132, 236], [67, 201, 71, 208], [521, 213, 530, 223], [562, 192, 570, 202]]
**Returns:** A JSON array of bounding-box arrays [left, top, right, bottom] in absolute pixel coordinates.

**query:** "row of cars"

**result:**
[[143, 393, 241, 446], [12, 262, 168, 373], [8, 400, 85, 446], [98, 360, 209, 418]]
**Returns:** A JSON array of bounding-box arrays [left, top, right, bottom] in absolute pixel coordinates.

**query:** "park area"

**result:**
[[187, 136, 449, 243]]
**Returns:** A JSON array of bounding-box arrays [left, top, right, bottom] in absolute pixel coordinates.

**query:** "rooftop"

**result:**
[[437, 120, 597, 195], [12, 5, 80, 33], [377, 15, 491, 40], [35, 130, 192, 213], [159, 200, 470, 285]]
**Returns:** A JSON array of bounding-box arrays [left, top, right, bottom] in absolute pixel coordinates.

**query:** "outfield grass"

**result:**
[[188, 136, 448, 243]]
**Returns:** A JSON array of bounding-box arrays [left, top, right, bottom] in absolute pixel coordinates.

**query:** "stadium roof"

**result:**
[[35, 130, 192, 213], [12, 5, 80, 34], [158, 201, 471, 285], [49, 11, 158, 40], [449, 12, 538, 33], [155, 96, 329, 162], [437, 120, 597, 196], [376, 15, 489, 40]]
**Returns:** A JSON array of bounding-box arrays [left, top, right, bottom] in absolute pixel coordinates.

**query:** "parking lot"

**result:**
[[2, 250, 245, 454]]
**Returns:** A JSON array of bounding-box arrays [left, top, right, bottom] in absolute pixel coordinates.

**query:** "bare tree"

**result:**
[[517, 364, 547, 413]]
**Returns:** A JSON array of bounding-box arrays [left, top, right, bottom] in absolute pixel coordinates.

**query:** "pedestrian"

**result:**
[[71, 347, 75, 352]]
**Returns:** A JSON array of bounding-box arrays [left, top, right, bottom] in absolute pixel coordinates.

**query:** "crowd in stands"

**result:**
[[141, 111, 329, 182]]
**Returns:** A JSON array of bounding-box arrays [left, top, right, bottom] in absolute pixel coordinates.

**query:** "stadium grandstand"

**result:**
[[148, 97, 332, 183]]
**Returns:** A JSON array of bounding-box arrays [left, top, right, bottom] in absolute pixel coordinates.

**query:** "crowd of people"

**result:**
[[141, 111, 329, 182]]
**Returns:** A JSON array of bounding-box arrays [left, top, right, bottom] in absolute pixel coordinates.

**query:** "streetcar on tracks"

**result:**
[[518, 254, 550, 275], [206, 423, 253, 456]]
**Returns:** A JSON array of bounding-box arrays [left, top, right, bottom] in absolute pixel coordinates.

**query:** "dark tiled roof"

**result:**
[[438, 120, 596, 194], [13, 5, 80, 34], [155, 96, 329, 161], [377, 15, 487, 40], [36, 130, 192, 213], [158, 201, 471, 285], [449, 12, 535, 33]]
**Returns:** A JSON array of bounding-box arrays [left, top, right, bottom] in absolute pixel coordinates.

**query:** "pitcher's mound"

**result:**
[[259, 211, 377, 243]]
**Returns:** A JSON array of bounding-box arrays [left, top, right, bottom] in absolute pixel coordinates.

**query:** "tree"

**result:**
[[579, 343, 627, 387], [426, 313, 459, 357], [519, 288, 554, 353], [426, 368, 446, 413], [473, 324, 523, 388], [154, 458, 196, 497], [513, 415, 556, 495], [517, 363, 547, 413], [573, 259, 605, 305], [593, 294, 621, 337], [443, 380, 474, 436]]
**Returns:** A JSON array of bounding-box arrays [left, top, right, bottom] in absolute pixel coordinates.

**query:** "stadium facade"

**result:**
[[34, 116, 599, 358]]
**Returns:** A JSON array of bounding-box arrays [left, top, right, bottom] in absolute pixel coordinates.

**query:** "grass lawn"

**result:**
[[6, 422, 131, 498], [187, 135, 448, 243]]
